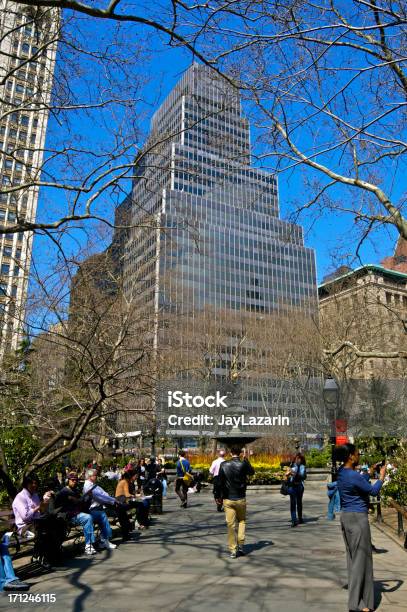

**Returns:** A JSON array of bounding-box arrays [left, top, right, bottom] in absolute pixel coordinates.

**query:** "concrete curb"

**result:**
[[371, 520, 407, 552]]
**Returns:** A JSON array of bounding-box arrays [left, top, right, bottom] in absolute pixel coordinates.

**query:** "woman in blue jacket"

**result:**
[[336, 443, 386, 612], [286, 453, 307, 527]]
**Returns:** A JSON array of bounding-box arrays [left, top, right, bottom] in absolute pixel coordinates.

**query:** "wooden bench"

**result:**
[[0, 507, 36, 561]]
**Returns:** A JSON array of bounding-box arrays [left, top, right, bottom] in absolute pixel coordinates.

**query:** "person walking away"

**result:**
[[285, 453, 307, 527], [218, 446, 254, 558], [336, 443, 386, 612], [209, 450, 226, 511], [175, 451, 192, 508]]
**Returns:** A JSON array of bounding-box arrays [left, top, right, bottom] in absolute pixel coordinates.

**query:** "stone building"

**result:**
[[318, 260, 407, 436], [319, 263, 407, 379]]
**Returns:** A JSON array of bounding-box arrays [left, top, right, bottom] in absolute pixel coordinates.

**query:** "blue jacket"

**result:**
[[327, 482, 341, 520], [176, 458, 191, 478]]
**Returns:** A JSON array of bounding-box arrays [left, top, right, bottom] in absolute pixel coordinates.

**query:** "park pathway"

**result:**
[[2, 485, 406, 612]]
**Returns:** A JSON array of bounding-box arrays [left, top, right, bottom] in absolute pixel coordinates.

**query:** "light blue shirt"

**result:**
[[83, 480, 116, 509]]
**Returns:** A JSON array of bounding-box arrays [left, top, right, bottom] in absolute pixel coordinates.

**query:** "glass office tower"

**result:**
[[124, 64, 319, 438]]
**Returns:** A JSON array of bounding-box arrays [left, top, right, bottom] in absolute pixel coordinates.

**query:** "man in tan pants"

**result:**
[[218, 446, 255, 558]]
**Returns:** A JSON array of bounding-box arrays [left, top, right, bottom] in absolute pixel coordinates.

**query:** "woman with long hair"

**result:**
[[335, 443, 386, 612], [115, 470, 149, 532], [285, 453, 307, 527]]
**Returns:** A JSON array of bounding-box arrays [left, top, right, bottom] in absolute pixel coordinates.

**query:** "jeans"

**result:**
[[0, 539, 17, 590], [71, 512, 95, 545], [175, 478, 188, 503], [89, 510, 112, 540], [223, 498, 246, 553], [289, 485, 304, 522], [161, 479, 167, 497]]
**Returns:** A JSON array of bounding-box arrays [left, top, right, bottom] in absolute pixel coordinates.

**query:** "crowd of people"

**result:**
[[0, 443, 398, 612], [0, 454, 175, 592]]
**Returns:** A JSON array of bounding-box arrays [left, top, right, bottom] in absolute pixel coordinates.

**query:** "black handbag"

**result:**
[[280, 481, 290, 496]]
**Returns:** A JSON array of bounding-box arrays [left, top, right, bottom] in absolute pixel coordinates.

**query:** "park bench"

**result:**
[[0, 505, 85, 561], [0, 507, 36, 561]]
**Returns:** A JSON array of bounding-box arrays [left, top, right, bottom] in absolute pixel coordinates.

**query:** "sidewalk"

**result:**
[[2, 486, 406, 611]]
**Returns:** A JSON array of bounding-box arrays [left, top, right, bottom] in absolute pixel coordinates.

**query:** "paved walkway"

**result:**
[[2, 486, 406, 611]]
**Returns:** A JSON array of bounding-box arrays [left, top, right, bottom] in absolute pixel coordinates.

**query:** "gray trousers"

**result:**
[[340, 512, 374, 611]]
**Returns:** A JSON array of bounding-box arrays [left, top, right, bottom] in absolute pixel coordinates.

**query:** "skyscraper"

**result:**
[[0, 2, 57, 357], [124, 64, 319, 438]]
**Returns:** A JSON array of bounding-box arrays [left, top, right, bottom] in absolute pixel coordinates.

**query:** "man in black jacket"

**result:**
[[218, 446, 255, 558]]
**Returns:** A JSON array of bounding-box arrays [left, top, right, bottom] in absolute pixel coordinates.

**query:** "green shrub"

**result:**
[[379, 443, 407, 508], [305, 447, 332, 468], [249, 469, 284, 485], [96, 476, 117, 497]]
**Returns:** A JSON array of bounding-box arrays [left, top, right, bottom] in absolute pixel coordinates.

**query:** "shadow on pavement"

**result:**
[[244, 540, 274, 553], [374, 578, 403, 609]]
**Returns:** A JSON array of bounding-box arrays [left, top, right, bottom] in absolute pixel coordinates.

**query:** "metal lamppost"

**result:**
[[323, 377, 340, 482]]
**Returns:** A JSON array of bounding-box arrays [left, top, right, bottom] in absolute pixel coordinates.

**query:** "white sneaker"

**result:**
[[99, 538, 117, 550], [84, 544, 97, 555], [23, 530, 35, 540]]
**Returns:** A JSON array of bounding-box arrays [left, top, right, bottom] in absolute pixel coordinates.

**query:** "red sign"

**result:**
[[335, 419, 348, 444]]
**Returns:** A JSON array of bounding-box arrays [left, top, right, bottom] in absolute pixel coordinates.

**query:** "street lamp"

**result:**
[[323, 377, 340, 482]]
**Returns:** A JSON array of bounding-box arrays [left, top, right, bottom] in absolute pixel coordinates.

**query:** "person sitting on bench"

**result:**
[[55, 472, 98, 556], [83, 469, 121, 549], [0, 529, 29, 592], [12, 475, 64, 569], [115, 470, 149, 532]]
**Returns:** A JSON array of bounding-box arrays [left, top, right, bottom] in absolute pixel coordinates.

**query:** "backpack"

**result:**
[[80, 484, 97, 512]]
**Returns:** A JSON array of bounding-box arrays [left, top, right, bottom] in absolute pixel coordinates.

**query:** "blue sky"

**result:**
[[32, 15, 399, 288]]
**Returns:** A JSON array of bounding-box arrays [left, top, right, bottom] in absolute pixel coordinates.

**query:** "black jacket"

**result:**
[[55, 485, 82, 517], [218, 457, 255, 500]]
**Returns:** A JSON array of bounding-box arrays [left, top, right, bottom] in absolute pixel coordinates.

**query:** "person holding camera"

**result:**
[[336, 443, 386, 612], [285, 453, 307, 527]]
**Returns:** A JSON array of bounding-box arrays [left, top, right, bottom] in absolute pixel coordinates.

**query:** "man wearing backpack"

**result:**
[[83, 469, 124, 549]]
